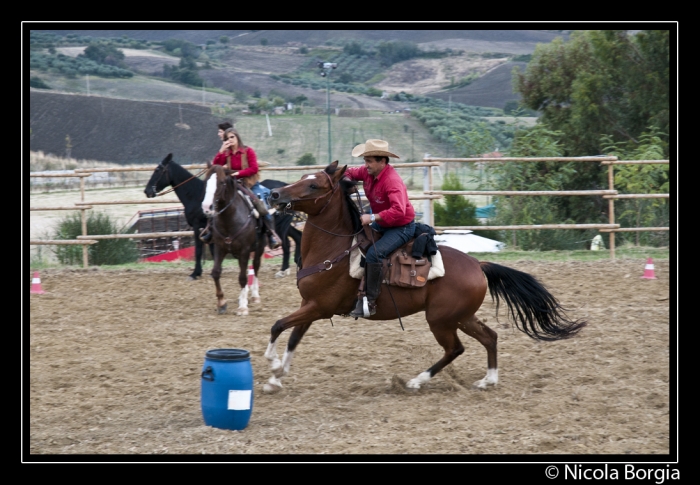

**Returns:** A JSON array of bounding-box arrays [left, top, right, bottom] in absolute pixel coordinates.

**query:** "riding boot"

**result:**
[[199, 223, 212, 243], [263, 216, 281, 250], [349, 262, 383, 318]]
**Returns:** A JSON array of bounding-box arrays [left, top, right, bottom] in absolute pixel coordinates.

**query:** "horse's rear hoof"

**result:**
[[236, 308, 249, 316], [275, 269, 290, 278], [218, 304, 227, 314], [251, 297, 261, 304]]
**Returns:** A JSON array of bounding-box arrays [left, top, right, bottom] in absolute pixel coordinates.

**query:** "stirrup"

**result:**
[[200, 229, 212, 243], [349, 296, 375, 318]]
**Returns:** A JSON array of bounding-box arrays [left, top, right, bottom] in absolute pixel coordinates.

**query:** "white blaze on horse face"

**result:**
[[202, 175, 217, 215], [286, 175, 316, 188]]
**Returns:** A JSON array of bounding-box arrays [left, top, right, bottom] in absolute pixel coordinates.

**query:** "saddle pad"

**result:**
[[349, 236, 445, 280]]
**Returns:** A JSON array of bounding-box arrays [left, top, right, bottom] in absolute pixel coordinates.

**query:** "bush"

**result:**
[[30, 76, 51, 89], [296, 153, 316, 166], [51, 211, 139, 266], [433, 174, 480, 227]]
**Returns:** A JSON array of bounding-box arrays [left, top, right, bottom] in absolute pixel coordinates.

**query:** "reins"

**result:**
[[284, 171, 364, 238], [152, 166, 207, 197]]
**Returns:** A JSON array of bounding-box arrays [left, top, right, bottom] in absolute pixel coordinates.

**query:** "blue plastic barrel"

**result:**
[[200, 348, 253, 430]]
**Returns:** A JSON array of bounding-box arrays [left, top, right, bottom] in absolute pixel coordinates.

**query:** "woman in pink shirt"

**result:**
[[344, 139, 416, 318]]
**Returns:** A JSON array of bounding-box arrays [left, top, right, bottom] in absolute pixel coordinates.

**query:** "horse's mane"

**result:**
[[328, 167, 362, 234], [167, 158, 205, 205]]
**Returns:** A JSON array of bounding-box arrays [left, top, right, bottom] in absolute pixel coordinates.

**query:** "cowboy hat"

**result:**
[[351, 139, 400, 159]]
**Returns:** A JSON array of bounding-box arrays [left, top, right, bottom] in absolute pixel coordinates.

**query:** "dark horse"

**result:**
[[201, 163, 267, 315], [261, 179, 302, 277], [144, 154, 299, 281], [264, 161, 586, 392], [144, 153, 212, 280]]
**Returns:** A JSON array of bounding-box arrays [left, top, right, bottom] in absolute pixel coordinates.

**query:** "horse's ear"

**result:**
[[206, 159, 212, 169], [162, 153, 173, 165]]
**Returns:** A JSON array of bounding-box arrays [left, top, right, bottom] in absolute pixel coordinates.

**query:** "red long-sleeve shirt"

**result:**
[[344, 164, 415, 227], [211, 146, 259, 179]]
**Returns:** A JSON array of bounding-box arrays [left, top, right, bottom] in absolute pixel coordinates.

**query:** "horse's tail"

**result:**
[[480, 262, 586, 341]]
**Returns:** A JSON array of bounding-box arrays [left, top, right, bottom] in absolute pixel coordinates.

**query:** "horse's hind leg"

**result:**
[[190, 229, 203, 280], [457, 315, 498, 389], [407, 324, 465, 390]]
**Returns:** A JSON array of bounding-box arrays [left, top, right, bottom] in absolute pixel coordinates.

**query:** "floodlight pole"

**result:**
[[325, 71, 331, 163], [318, 62, 337, 164]]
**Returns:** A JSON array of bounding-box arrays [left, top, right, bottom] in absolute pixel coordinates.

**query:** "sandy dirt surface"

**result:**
[[27, 257, 672, 460]]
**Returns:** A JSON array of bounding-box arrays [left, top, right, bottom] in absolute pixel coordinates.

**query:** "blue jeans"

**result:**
[[365, 221, 416, 264], [250, 182, 273, 222]]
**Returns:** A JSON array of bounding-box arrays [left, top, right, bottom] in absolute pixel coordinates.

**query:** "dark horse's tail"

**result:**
[[480, 262, 586, 341]]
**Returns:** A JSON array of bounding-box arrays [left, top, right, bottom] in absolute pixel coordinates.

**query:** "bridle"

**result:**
[[282, 170, 363, 238], [150, 162, 207, 197]]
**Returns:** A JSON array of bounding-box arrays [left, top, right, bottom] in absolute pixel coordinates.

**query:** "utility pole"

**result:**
[[317, 61, 338, 164]]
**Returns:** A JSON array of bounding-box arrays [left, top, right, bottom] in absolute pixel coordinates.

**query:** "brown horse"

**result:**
[[264, 161, 586, 393], [201, 164, 267, 316]]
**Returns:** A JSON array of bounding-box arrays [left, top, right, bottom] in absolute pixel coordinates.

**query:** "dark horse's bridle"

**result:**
[[150, 161, 206, 198]]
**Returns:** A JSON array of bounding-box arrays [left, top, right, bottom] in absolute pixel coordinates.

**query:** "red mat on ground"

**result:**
[[140, 246, 195, 263]]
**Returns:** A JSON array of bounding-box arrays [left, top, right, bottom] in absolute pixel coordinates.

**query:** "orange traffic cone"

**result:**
[[30, 271, 45, 294], [247, 265, 255, 287], [641, 257, 658, 280]]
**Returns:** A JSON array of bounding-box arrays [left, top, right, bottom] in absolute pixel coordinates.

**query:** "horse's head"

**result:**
[[144, 153, 173, 198], [201, 164, 235, 217], [269, 161, 347, 215]]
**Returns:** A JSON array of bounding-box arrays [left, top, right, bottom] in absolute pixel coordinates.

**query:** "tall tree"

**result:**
[[513, 29, 670, 158]]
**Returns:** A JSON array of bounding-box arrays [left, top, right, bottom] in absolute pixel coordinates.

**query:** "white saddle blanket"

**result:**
[[349, 236, 445, 280]]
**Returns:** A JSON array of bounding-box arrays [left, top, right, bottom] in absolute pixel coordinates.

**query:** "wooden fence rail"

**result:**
[[30, 157, 669, 265]]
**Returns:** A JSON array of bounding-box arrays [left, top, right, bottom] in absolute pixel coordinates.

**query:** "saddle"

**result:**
[[356, 225, 436, 289]]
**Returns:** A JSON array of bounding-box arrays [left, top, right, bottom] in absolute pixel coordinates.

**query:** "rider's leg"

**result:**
[[251, 183, 281, 249], [349, 221, 415, 318]]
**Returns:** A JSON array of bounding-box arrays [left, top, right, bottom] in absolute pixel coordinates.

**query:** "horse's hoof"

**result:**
[[472, 379, 495, 390], [217, 304, 227, 314], [406, 379, 421, 390], [263, 376, 282, 393], [275, 269, 290, 278], [251, 297, 261, 304], [236, 308, 249, 316]]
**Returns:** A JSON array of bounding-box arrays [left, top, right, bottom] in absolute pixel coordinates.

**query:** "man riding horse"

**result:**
[[343, 139, 416, 318]]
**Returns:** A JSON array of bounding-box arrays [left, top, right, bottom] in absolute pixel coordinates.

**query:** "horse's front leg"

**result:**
[[248, 251, 262, 304], [263, 299, 322, 393], [211, 246, 227, 314], [236, 256, 250, 316]]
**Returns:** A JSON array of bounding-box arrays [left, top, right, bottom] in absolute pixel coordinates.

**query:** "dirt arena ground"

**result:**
[[27, 257, 672, 460]]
